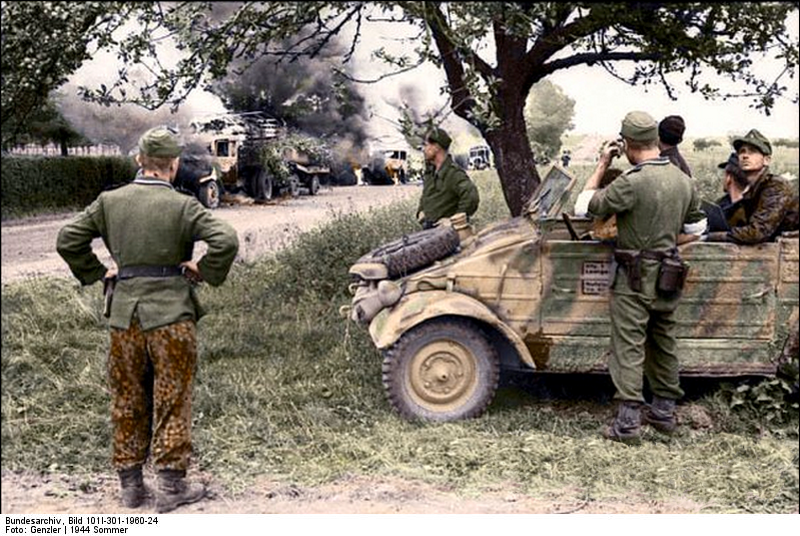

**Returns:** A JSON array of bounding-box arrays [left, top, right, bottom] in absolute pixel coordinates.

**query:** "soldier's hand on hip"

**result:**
[[180, 261, 204, 283]]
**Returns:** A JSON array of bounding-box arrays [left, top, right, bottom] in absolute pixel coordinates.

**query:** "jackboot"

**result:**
[[155, 469, 206, 513], [118, 467, 147, 508], [602, 401, 642, 445], [642, 395, 677, 434]]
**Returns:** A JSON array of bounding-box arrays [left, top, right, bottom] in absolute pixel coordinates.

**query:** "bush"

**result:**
[[1, 155, 136, 219]]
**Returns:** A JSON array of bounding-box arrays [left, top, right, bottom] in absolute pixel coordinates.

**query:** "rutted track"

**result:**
[[1, 185, 420, 284]]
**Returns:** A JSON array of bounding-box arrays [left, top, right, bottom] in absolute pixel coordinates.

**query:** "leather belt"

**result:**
[[118, 265, 183, 279], [615, 249, 674, 262]]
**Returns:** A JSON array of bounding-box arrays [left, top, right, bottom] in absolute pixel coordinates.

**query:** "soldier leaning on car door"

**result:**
[[575, 111, 707, 444], [57, 126, 239, 513]]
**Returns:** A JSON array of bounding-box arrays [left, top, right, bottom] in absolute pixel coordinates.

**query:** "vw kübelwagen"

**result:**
[[344, 167, 799, 422]]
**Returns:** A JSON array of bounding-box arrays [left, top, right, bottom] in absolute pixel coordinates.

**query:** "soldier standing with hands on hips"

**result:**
[[57, 126, 239, 512], [574, 111, 707, 444]]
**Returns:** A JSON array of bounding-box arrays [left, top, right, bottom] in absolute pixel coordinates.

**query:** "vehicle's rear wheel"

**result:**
[[382, 318, 499, 422], [288, 174, 300, 197], [248, 169, 273, 201], [309, 174, 320, 195]]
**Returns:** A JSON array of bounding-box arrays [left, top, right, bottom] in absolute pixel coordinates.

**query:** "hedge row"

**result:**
[[1, 156, 137, 219]]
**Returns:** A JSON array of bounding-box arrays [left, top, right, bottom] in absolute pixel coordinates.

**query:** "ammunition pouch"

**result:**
[[614, 248, 688, 295], [656, 255, 689, 295]]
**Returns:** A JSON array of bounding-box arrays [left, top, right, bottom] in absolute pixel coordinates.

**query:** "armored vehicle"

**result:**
[[344, 167, 799, 422]]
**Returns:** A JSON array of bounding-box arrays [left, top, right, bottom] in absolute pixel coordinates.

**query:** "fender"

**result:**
[[369, 290, 536, 369], [198, 167, 219, 184]]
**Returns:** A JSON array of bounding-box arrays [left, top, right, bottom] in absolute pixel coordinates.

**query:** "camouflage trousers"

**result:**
[[609, 272, 685, 403], [108, 317, 197, 472]]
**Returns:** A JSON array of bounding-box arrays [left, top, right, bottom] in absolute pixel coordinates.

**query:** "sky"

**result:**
[[351, 8, 799, 143], [66, 5, 799, 147]]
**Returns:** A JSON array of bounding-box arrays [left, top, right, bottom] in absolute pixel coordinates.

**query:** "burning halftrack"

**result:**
[[343, 167, 800, 422]]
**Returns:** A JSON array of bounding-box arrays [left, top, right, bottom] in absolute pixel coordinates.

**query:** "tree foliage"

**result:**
[[11, 97, 89, 156], [524, 80, 575, 163], [3, 2, 797, 215], [0, 1, 131, 147], [773, 138, 799, 149], [693, 138, 722, 152]]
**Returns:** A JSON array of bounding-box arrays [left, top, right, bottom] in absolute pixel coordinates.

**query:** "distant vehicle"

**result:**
[[191, 112, 329, 202], [383, 149, 409, 184], [173, 154, 222, 209], [468, 145, 492, 170]]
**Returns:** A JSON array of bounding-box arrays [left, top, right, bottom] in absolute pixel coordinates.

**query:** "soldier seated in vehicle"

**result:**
[[715, 152, 750, 228], [704, 129, 799, 243]]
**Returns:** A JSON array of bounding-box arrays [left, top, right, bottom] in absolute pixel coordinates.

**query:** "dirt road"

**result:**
[[1, 185, 420, 284], [1, 470, 705, 514]]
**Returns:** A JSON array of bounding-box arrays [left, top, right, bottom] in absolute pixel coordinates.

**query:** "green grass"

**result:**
[[2, 169, 798, 513]]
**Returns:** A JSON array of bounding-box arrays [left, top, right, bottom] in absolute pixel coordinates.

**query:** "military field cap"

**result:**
[[658, 115, 686, 145], [620, 111, 658, 142], [425, 127, 452, 150], [138, 126, 183, 158], [718, 152, 739, 170], [732, 128, 772, 155]]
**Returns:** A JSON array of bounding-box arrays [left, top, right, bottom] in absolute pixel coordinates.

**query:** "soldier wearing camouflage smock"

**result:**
[[575, 111, 707, 444], [57, 126, 239, 512], [706, 129, 799, 243], [417, 127, 480, 229]]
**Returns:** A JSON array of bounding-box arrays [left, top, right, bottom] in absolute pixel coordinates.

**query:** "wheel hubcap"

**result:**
[[407, 340, 477, 412]]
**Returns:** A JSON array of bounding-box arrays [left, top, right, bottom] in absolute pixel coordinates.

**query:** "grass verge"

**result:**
[[2, 170, 797, 513]]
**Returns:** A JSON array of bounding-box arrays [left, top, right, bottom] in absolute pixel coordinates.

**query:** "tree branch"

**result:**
[[423, 2, 475, 121], [536, 50, 660, 81]]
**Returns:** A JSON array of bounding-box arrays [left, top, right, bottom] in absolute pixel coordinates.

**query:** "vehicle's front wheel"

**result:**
[[198, 180, 221, 209], [382, 318, 499, 422]]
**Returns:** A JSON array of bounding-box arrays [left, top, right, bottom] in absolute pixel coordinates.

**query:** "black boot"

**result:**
[[118, 467, 147, 508], [602, 401, 642, 445], [642, 396, 677, 434], [155, 469, 206, 513]]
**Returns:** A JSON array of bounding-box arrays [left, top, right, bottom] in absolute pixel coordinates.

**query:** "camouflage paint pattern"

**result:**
[[724, 172, 799, 244], [358, 213, 798, 378], [108, 318, 197, 472]]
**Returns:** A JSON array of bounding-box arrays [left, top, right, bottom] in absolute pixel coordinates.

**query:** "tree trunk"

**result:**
[[483, 100, 541, 217], [59, 138, 68, 157]]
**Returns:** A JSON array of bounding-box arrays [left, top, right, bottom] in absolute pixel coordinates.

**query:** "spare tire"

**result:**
[[359, 226, 460, 278]]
